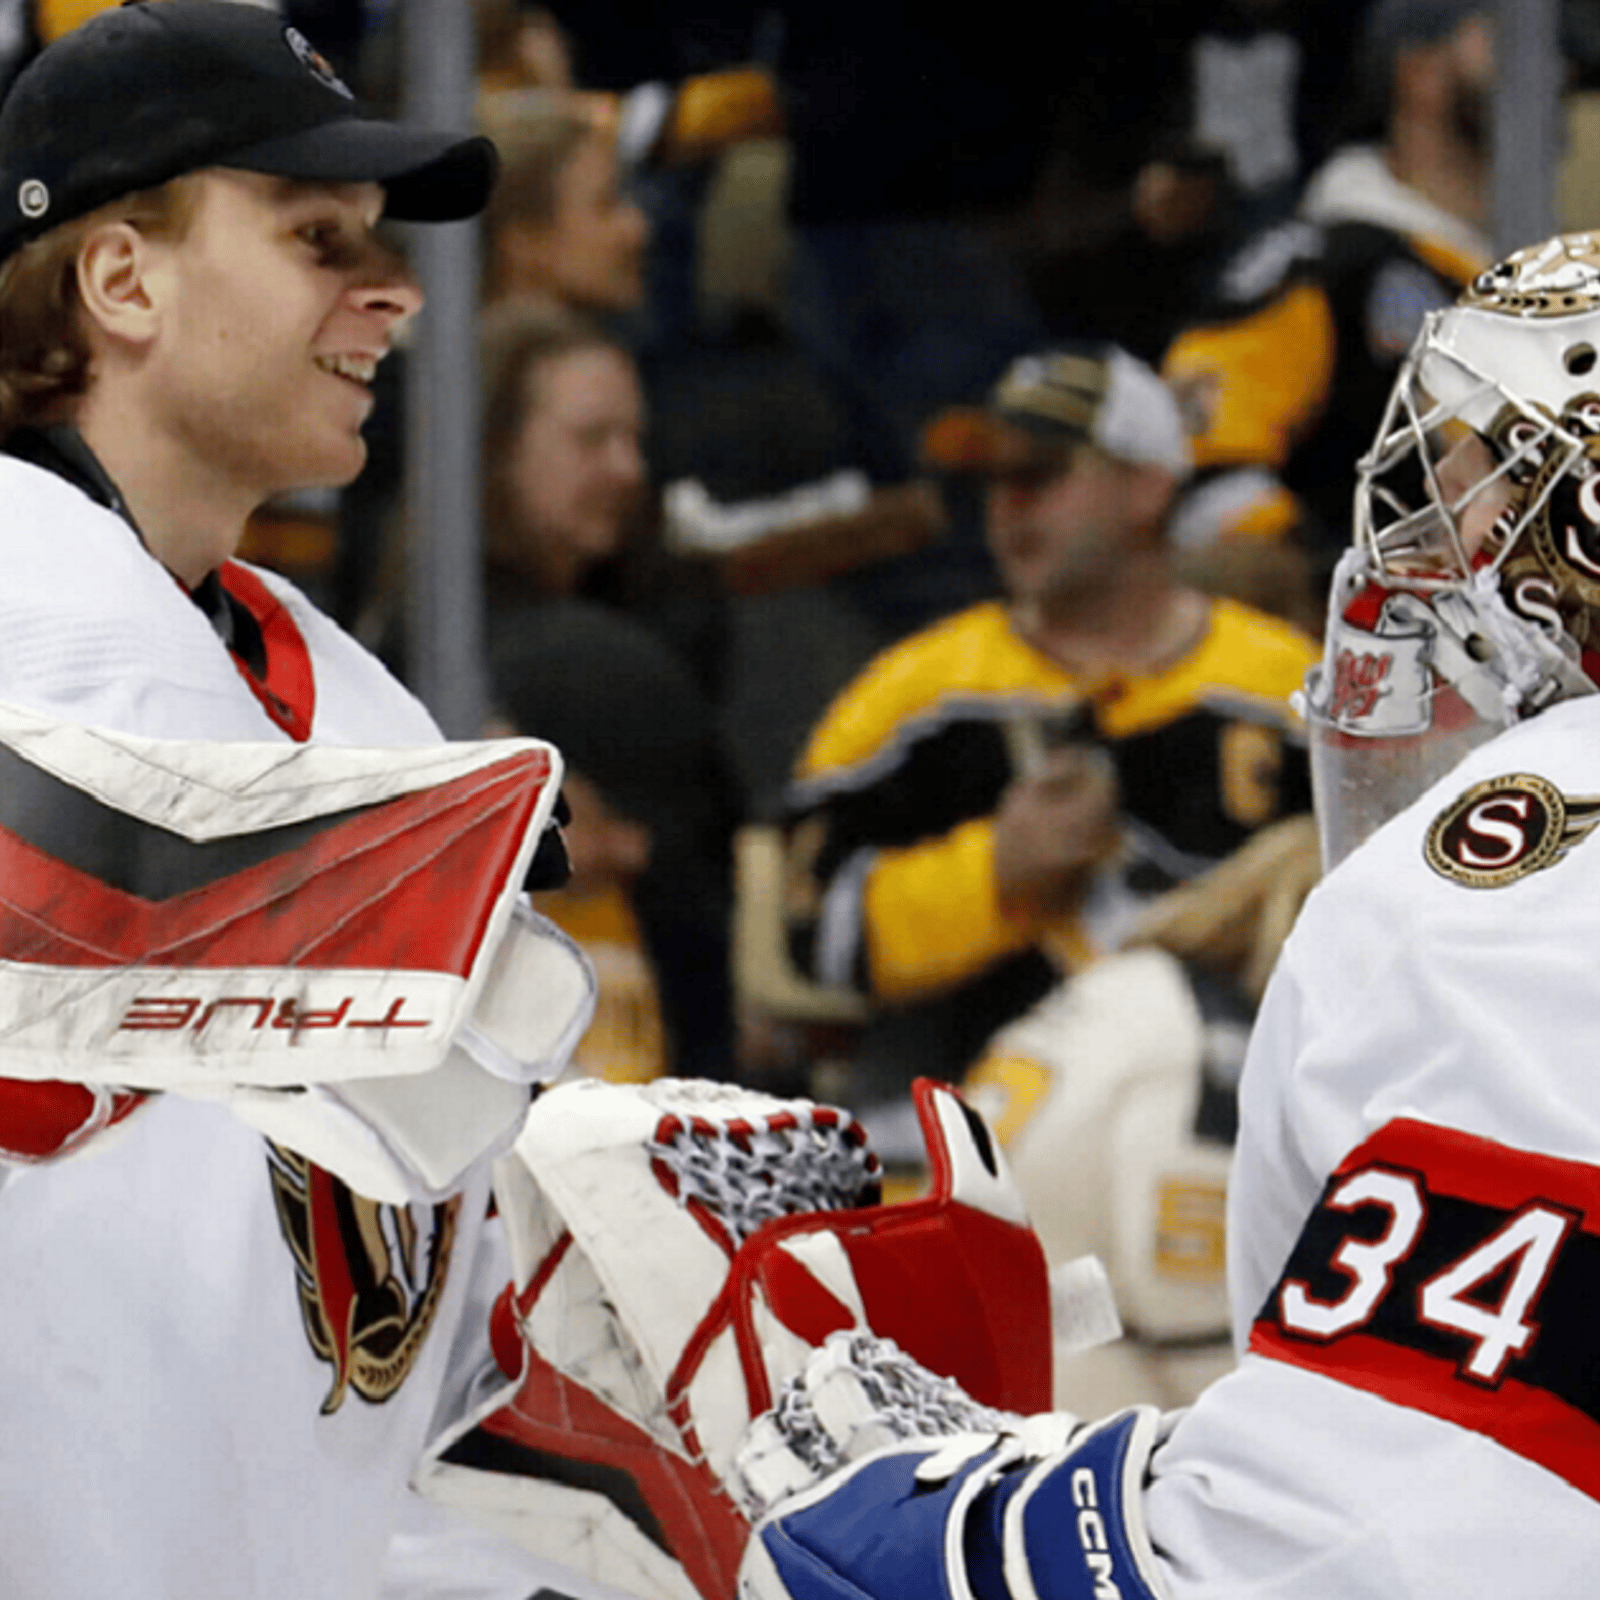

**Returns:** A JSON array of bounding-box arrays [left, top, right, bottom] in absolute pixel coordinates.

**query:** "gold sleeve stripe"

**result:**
[[1162, 281, 1337, 470], [864, 817, 1034, 1001]]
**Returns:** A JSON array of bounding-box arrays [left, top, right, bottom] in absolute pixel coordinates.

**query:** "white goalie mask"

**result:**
[[1305, 232, 1600, 869]]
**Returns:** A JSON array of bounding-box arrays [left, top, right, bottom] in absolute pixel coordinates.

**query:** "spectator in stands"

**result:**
[[781, 344, 1316, 1108], [476, 0, 574, 94], [491, 600, 739, 1085], [1168, 0, 1371, 227], [1032, 136, 1240, 370], [481, 312, 743, 1082], [480, 303, 728, 697], [1162, 0, 1499, 595], [764, 3, 1069, 637], [483, 307, 646, 589], [779, 344, 1320, 1412], [480, 96, 650, 318]]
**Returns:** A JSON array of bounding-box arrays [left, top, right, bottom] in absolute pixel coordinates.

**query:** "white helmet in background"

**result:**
[[1305, 232, 1600, 868]]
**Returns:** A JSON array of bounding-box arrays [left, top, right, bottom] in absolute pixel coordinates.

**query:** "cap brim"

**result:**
[[227, 119, 497, 222], [920, 406, 1077, 475]]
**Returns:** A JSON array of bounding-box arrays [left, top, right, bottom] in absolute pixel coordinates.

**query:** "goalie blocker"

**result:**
[[0, 700, 592, 1203]]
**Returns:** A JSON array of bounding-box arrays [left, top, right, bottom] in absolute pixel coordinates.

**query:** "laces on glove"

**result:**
[[647, 1091, 881, 1247], [733, 1330, 1078, 1519]]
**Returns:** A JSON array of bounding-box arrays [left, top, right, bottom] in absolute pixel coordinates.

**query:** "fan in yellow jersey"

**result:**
[[781, 345, 1320, 1409]]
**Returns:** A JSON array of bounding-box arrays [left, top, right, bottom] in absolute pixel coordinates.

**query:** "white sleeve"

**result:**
[[1147, 1356, 1597, 1597], [1139, 703, 1600, 1596]]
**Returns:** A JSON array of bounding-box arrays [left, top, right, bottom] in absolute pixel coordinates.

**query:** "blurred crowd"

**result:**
[[20, 0, 1600, 1409]]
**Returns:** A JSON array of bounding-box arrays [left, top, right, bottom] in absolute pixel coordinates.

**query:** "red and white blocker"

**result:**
[[0, 700, 592, 1202], [418, 1076, 1055, 1600]]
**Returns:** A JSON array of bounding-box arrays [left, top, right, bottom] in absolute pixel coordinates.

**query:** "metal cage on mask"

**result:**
[[1304, 234, 1600, 869]]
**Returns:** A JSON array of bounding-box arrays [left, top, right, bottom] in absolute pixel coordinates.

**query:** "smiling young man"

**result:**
[[76, 170, 419, 583], [0, 8, 604, 1600]]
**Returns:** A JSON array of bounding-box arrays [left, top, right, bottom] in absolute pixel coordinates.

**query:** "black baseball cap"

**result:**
[[0, 1, 498, 262]]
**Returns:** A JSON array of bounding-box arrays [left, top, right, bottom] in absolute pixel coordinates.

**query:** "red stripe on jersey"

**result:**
[[219, 562, 316, 741], [1328, 1117, 1600, 1226], [0, 752, 551, 975], [1252, 1323, 1600, 1501], [1251, 1117, 1600, 1501]]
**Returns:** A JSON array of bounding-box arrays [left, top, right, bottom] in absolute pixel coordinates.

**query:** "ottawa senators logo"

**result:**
[[267, 1145, 458, 1414], [283, 25, 355, 100], [1425, 773, 1600, 888]]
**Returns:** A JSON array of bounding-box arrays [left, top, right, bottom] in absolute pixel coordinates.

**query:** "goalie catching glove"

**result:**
[[417, 1076, 1058, 1600]]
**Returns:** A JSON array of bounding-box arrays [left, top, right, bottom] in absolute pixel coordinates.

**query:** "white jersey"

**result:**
[[1144, 695, 1600, 1594], [0, 457, 571, 1600], [0, 455, 440, 746]]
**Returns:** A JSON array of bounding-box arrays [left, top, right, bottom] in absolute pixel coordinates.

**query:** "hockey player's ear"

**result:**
[[74, 222, 161, 349]]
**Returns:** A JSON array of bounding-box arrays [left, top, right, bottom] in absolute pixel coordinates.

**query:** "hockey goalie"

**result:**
[[0, 699, 595, 1597]]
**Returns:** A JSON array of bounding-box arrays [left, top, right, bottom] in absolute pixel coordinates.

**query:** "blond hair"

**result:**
[[0, 175, 198, 439]]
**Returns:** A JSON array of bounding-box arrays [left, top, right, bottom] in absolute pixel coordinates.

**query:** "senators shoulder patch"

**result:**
[[268, 1146, 458, 1415], [1424, 773, 1600, 887], [1251, 1119, 1600, 1501]]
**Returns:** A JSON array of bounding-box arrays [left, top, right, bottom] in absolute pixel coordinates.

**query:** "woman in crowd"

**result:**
[[481, 306, 742, 1083], [480, 97, 650, 317], [480, 304, 728, 695]]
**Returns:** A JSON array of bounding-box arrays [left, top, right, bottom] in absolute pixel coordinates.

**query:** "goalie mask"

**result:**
[[1305, 232, 1600, 868]]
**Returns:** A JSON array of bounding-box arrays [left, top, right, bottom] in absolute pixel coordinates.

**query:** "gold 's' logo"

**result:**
[[1425, 773, 1600, 888], [267, 1145, 458, 1414]]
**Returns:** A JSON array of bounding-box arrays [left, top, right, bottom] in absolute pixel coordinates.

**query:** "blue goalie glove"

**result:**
[[739, 1404, 1171, 1600]]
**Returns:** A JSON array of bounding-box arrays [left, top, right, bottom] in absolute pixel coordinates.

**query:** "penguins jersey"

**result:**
[[782, 595, 1315, 1013], [1162, 143, 1491, 572], [1141, 694, 1600, 1593]]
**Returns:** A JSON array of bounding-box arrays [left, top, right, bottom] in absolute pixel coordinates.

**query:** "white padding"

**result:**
[[774, 1232, 867, 1325], [415, 1463, 701, 1600], [459, 902, 597, 1083], [926, 1084, 1031, 1226], [511, 1081, 799, 1410], [967, 950, 1232, 1347], [686, 1324, 752, 1479], [0, 696, 556, 839], [0, 702, 586, 1201]]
